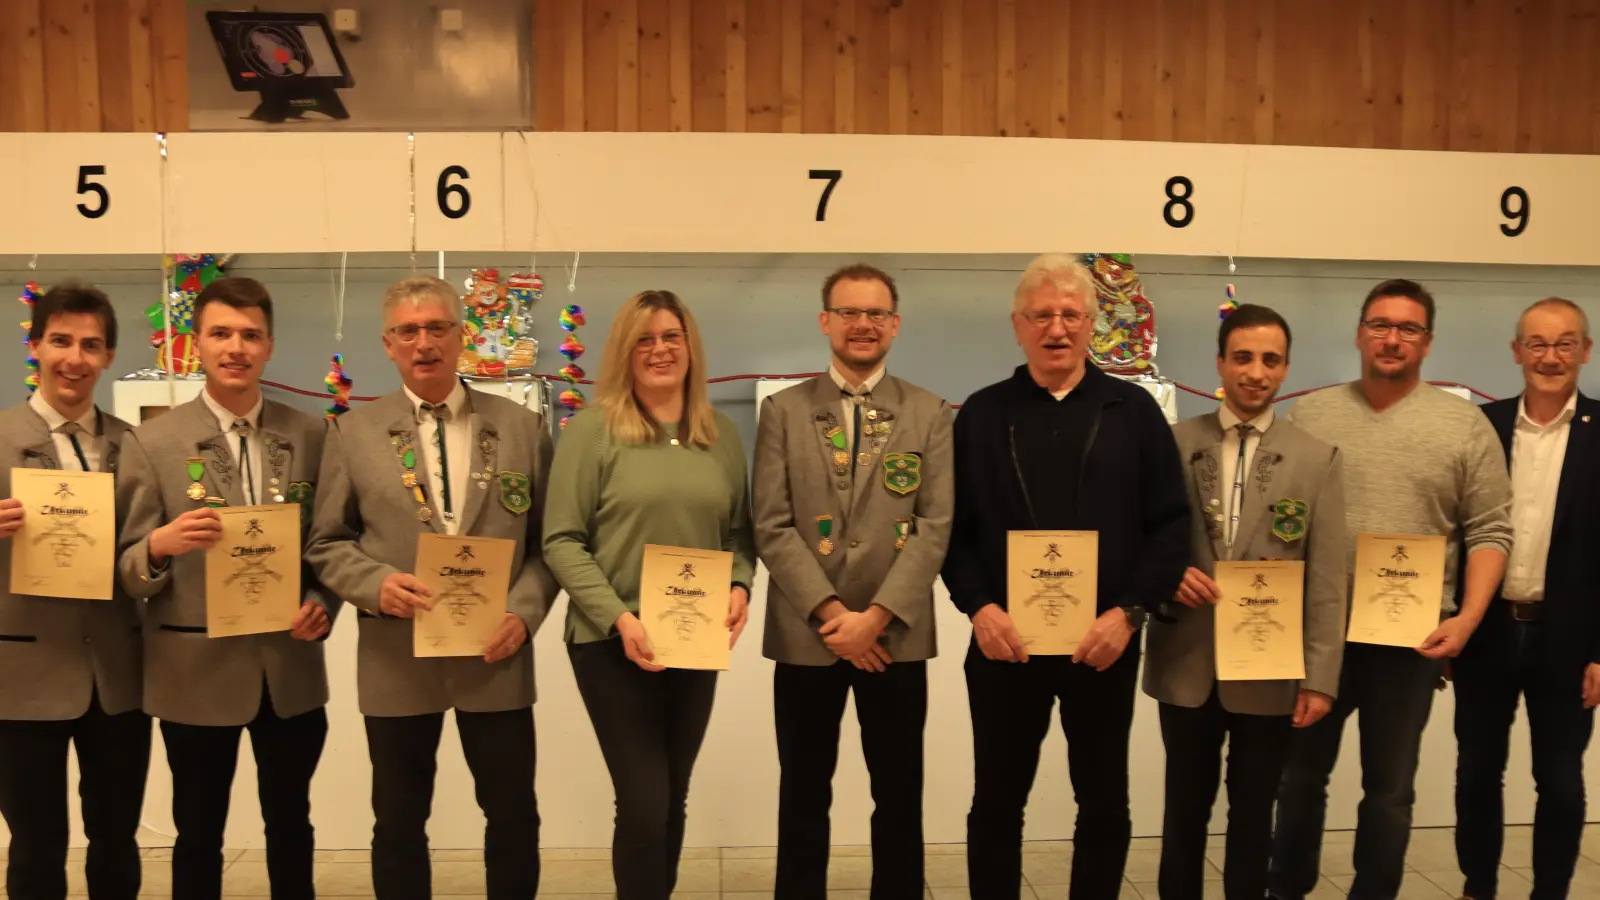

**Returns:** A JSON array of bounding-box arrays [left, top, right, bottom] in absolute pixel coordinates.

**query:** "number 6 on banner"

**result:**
[[413, 133, 504, 251]]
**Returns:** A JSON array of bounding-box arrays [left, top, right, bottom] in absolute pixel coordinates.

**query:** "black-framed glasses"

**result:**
[[828, 307, 895, 325], [1361, 319, 1430, 342]]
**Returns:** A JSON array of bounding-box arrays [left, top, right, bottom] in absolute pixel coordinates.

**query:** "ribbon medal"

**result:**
[[392, 433, 432, 522], [816, 515, 835, 556], [185, 457, 207, 501], [894, 518, 910, 555]]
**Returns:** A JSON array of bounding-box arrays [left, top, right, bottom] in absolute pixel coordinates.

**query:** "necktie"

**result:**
[[423, 402, 453, 519], [1228, 423, 1255, 546], [232, 420, 255, 505], [58, 423, 89, 471]]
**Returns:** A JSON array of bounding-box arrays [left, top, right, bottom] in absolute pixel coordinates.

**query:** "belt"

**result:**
[[1505, 600, 1544, 622]]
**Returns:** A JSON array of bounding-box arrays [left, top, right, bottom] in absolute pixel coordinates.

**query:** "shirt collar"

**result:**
[[1516, 391, 1578, 432], [1218, 403, 1275, 435], [404, 380, 468, 422], [29, 391, 98, 437], [830, 364, 886, 397], [202, 388, 264, 433]]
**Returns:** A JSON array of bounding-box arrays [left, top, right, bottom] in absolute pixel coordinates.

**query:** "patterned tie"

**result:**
[[232, 419, 255, 504], [58, 422, 89, 472], [422, 402, 453, 519], [1228, 423, 1255, 546]]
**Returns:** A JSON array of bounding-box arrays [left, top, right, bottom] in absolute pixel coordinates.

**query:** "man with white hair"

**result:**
[[943, 254, 1191, 898], [305, 276, 558, 900]]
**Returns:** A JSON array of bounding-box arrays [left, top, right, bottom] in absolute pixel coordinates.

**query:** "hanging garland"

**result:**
[[557, 304, 586, 429], [18, 281, 40, 393], [324, 353, 352, 420]]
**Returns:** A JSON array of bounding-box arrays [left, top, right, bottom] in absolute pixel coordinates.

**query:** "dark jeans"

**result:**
[[1158, 689, 1292, 900], [160, 687, 326, 900], [773, 659, 927, 900], [0, 691, 151, 900], [364, 707, 539, 900], [1454, 616, 1594, 900], [1269, 642, 1441, 900], [569, 636, 718, 900], [965, 638, 1140, 900]]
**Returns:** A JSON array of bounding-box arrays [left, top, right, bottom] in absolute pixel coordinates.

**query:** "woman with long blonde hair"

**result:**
[[543, 289, 755, 900]]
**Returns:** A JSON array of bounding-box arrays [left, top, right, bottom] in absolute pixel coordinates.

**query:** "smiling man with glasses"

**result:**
[[752, 263, 953, 897], [1267, 278, 1513, 900], [1452, 297, 1600, 900]]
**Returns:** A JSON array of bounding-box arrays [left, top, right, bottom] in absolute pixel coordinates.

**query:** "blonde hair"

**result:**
[[1012, 254, 1095, 314], [381, 276, 462, 327], [596, 290, 718, 448]]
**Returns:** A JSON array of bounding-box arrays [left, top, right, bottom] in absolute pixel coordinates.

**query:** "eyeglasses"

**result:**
[[1522, 338, 1583, 358], [827, 307, 895, 325], [1361, 319, 1430, 342], [636, 330, 685, 351], [388, 321, 457, 343], [1021, 310, 1090, 330]]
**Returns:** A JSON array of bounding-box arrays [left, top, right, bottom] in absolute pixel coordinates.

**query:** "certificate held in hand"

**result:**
[[413, 533, 513, 658], [204, 504, 302, 638], [1214, 560, 1306, 681], [9, 468, 116, 600], [639, 544, 733, 671], [1347, 532, 1447, 648], [1006, 531, 1098, 655]]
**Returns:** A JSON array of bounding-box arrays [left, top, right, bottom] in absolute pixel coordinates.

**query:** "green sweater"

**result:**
[[543, 408, 757, 644]]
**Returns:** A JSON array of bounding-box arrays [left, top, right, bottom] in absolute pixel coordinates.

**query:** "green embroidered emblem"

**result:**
[[498, 471, 532, 515], [883, 452, 920, 495], [1272, 499, 1309, 542]]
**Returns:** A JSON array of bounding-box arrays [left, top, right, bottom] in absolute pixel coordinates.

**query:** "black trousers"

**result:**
[[160, 687, 326, 900], [364, 707, 539, 900], [568, 636, 717, 900], [0, 690, 151, 900], [964, 638, 1141, 900], [773, 659, 927, 900], [1454, 616, 1594, 900], [1157, 689, 1292, 900]]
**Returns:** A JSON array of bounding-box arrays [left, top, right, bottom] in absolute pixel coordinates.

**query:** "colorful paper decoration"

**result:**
[[557, 304, 586, 429], [19, 282, 39, 392], [458, 268, 539, 377], [1084, 253, 1157, 375], [325, 353, 352, 420], [145, 254, 226, 375], [1219, 283, 1239, 320]]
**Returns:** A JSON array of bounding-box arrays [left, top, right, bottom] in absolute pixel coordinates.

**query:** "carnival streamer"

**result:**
[[325, 353, 352, 420], [557, 304, 586, 428], [19, 282, 40, 392]]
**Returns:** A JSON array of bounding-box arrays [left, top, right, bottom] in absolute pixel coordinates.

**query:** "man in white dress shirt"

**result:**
[[1454, 297, 1600, 900]]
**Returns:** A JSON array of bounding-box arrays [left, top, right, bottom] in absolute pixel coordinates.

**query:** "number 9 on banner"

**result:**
[[17, 135, 163, 254], [413, 133, 505, 251]]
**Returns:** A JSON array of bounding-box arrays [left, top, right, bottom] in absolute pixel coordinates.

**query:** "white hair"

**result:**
[[381, 275, 462, 327], [1012, 254, 1095, 314]]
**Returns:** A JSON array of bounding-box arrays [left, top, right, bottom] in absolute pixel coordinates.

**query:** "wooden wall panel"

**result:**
[[532, 0, 1600, 154]]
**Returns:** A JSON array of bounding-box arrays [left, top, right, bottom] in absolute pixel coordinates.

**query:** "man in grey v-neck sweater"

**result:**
[[1267, 280, 1513, 900]]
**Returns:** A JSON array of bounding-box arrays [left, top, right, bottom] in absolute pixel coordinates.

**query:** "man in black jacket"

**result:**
[[1454, 296, 1600, 900], [944, 254, 1190, 900]]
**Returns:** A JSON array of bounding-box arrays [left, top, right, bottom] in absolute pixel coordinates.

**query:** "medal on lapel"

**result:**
[[186, 457, 207, 501], [816, 515, 835, 556], [391, 433, 432, 522], [894, 518, 910, 554]]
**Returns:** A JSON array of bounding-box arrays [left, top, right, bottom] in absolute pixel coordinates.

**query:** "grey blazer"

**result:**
[[116, 396, 336, 727], [1143, 412, 1348, 716], [753, 374, 954, 666], [304, 389, 558, 718], [0, 401, 142, 720]]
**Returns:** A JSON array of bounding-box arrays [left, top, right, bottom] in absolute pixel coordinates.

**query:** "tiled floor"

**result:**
[[37, 824, 1600, 897]]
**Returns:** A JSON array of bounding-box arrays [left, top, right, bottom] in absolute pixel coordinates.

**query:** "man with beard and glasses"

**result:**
[[753, 263, 953, 898], [1145, 304, 1347, 900], [0, 285, 147, 900], [944, 254, 1190, 899], [117, 277, 335, 900], [1267, 279, 1513, 900], [1452, 298, 1600, 900]]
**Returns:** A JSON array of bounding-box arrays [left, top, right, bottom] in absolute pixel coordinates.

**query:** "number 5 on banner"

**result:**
[[15, 135, 163, 254], [414, 133, 505, 251]]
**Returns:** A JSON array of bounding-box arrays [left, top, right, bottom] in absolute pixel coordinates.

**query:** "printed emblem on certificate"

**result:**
[[1214, 560, 1306, 681], [413, 533, 513, 658], [205, 505, 302, 638], [639, 544, 733, 671], [1006, 531, 1098, 655], [1347, 532, 1446, 647], [9, 469, 115, 600]]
